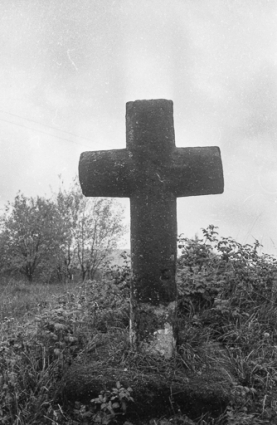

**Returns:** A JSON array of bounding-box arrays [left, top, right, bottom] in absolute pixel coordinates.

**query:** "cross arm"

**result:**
[[79, 149, 133, 197], [170, 146, 224, 197]]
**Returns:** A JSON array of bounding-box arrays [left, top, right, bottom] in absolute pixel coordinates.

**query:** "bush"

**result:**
[[176, 225, 277, 423], [0, 278, 129, 424], [1, 228, 277, 423]]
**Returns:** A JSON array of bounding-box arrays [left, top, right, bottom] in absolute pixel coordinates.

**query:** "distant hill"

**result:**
[[107, 249, 130, 266]]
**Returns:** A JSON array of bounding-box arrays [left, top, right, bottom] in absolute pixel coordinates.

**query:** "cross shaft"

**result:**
[[79, 99, 223, 305]]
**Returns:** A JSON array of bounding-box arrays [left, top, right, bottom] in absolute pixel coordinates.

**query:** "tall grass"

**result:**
[[1, 226, 277, 424], [0, 278, 78, 322]]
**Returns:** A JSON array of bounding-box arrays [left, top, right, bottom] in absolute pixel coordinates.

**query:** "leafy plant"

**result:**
[[2, 225, 277, 424], [90, 381, 134, 424], [177, 225, 277, 422], [72, 382, 134, 425]]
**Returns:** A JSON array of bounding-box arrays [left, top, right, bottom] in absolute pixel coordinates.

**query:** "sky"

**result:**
[[1, 0, 277, 256]]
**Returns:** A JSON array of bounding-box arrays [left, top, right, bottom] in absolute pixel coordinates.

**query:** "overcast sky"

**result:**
[[1, 0, 277, 255]]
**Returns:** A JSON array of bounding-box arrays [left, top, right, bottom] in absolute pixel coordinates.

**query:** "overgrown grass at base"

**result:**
[[1, 227, 277, 424], [0, 277, 80, 322], [0, 277, 130, 425]]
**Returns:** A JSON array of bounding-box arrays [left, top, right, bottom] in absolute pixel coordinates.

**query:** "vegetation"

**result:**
[[0, 179, 125, 283], [0, 194, 63, 282], [1, 226, 277, 424]]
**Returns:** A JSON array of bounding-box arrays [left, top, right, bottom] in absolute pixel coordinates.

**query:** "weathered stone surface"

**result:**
[[56, 354, 234, 420], [79, 99, 224, 354]]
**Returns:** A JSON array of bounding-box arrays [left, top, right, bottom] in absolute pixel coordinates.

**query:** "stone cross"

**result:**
[[79, 99, 224, 357]]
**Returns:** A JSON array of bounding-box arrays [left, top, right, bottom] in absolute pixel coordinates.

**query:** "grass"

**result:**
[[1, 240, 277, 425], [0, 278, 78, 321], [0, 276, 131, 425]]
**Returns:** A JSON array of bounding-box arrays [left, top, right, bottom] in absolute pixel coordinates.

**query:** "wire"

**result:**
[[0, 114, 116, 150], [0, 109, 95, 143], [0, 109, 125, 150], [0, 116, 90, 147]]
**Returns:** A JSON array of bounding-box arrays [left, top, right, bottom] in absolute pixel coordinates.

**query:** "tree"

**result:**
[[55, 179, 126, 282], [0, 193, 64, 282], [54, 181, 81, 282], [0, 179, 126, 283]]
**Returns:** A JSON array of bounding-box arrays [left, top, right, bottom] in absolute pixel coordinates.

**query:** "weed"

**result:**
[[1, 229, 277, 424], [73, 381, 134, 424]]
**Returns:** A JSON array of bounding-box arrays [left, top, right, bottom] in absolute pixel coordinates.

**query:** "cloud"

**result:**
[[0, 0, 277, 256]]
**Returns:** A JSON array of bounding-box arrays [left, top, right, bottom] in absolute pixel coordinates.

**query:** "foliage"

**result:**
[[75, 381, 134, 424], [0, 178, 127, 283], [1, 226, 277, 424], [0, 276, 129, 424], [50, 177, 126, 283], [104, 250, 131, 294], [177, 225, 277, 423], [0, 286, 85, 424], [177, 225, 277, 318], [54, 178, 81, 283], [0, 193, 63, 282]]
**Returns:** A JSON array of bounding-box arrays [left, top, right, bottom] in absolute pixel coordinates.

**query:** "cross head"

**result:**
[[79, 99, 224, 305]]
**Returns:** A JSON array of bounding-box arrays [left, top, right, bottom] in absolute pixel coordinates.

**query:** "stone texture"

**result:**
[[55, 329, 236, 420], [79, 99, 224, 350], [56, 351, 235, 420]]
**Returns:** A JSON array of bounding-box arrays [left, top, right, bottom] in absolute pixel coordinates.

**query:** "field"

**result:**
[[1, 231, 277, 425], [0, 279, 76, 322]]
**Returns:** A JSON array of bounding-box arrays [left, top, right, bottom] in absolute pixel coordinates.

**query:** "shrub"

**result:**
[[177, 225, 277, 422], [0, 278, 130, 424]]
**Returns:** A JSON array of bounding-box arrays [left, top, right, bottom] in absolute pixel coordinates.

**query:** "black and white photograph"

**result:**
[[0, 1, 277, 424]]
